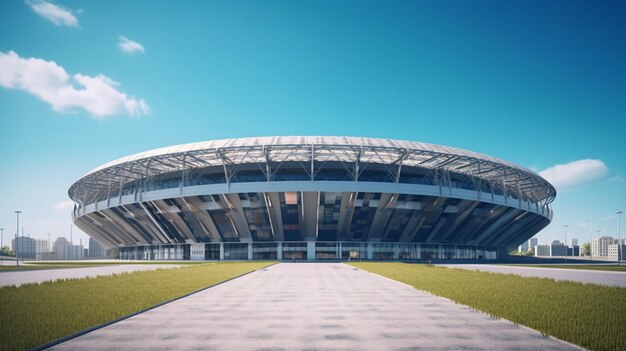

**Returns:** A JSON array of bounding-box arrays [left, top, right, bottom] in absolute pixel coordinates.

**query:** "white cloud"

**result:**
[[0, 51, 150, 118], [54, 200, 75, 212], [608, 175, 624, 184], [26, 0, 78, 27], [539, 159, 609, 189], [119, 36, 145, 55]]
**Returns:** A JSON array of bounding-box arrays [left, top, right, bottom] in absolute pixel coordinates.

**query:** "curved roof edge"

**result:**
[[85, 136, 532, 176], [70, 136, 556, 204]]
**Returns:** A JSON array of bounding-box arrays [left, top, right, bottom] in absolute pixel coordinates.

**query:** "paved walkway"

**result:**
[[439, 264, 626, 287], [0, 264, 181, 287], [51, 263, 578, 351]]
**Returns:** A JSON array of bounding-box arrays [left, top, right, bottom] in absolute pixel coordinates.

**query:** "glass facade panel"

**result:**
[[348, 193, 379, 240], [315, 242, 338, 260], [341, 242, 367, 260], [118, 242, 496, 261], [382, 208, 417, 242], [240, 193, 274, 241], [224, 243, 248, 260], [421, 244, 439, 260], [205, 243, 220, 260], [208, 210, 238, 241], [442, 245, 455, 260], [370, 243, 395, 260], [317, 193, 342, 241], [280, 192, 302, 241], [457, 245, 476, 259], [252, 243, 278, 260], [398, 243, 419, 260], [283, 242, 307, 260]]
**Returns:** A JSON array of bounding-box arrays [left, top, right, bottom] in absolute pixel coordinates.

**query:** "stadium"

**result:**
[[68, 136, 556, 261]]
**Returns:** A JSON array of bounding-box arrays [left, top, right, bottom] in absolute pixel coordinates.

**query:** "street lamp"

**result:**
[[563, 224, 569, 263], [0, 228, 4, 266], [589, 224, 593, 261], [15, 211, 21, 267], [617, 211, 623, 266]]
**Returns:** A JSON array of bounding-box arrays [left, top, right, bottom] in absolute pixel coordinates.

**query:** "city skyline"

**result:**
[[1, 0, 625, 247]]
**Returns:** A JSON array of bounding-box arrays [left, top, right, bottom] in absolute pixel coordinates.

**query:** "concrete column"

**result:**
[[367, 243, 374, 260], [219, 243, 224, 260], [338, 242, 342, 260], [248, 242, 253, 260], [307, 241, 315, 261], [277, 242, 283, 260]]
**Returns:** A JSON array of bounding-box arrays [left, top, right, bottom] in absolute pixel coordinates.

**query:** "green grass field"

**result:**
[[503, 264, 626, 272], [0, 262, 272, 350], [349, 262, 626, 351]]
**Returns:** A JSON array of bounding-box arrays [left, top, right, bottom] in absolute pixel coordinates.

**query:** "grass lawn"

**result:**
[[502, 264, 626, 272], [0, 262, 272, 350], [349, 262, 626, 351]]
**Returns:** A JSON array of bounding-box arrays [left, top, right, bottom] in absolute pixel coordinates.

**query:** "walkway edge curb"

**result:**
[[31, 262, 278, 351], [345, 263, 586, 351]]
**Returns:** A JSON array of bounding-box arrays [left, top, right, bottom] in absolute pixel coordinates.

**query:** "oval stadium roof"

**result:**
[[69, 136, 556, 204]]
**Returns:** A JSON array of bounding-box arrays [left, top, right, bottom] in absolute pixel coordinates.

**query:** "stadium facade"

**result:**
[[68, 137, 556, 261]]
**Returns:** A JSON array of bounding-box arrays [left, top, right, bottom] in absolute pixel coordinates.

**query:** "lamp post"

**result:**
[[595, 230, 601, 257], [617, 211, 623, 266], [563, 224, 569, 263], [0, 228, 4, 266], [15, 211, 21, 267], [589, 224, 593, 261]]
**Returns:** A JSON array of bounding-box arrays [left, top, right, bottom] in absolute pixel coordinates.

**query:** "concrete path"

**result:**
[[0, 264, 181, 287], [50, 263, 578, 351], [439, 264, 626, 287]]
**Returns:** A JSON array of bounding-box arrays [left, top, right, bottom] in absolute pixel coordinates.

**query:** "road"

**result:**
[[439, 264, 626, 287], [0, 264, 182, 287]]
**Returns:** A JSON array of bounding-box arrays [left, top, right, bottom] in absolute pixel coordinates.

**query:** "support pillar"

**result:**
[[307, 241, 315, 261], [219, 243, 224, 260], [277, 242, 283, 260]]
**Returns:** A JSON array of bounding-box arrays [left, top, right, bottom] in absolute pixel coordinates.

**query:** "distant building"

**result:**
[[519, 241, 529, 252], [35, 239, 49, 260], [571, 238, 578, 247], [550, 240, 567, 256], [608, 244, 626, 261], [70, 245, 84, 260], [53, 237, 71, 260], [89, 238, 107, 258], [519, 237, 538, 253], [591, 236, 615, 257], [569, 245, 580, 257], [535, 245, 551, 257], [12, 236, 36, 259]]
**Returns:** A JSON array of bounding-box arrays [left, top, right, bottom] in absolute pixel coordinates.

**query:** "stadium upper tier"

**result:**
[[69, 136, 556, 207]]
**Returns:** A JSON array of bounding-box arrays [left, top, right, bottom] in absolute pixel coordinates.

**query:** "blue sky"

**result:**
[[0, 0, 624, 248]]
